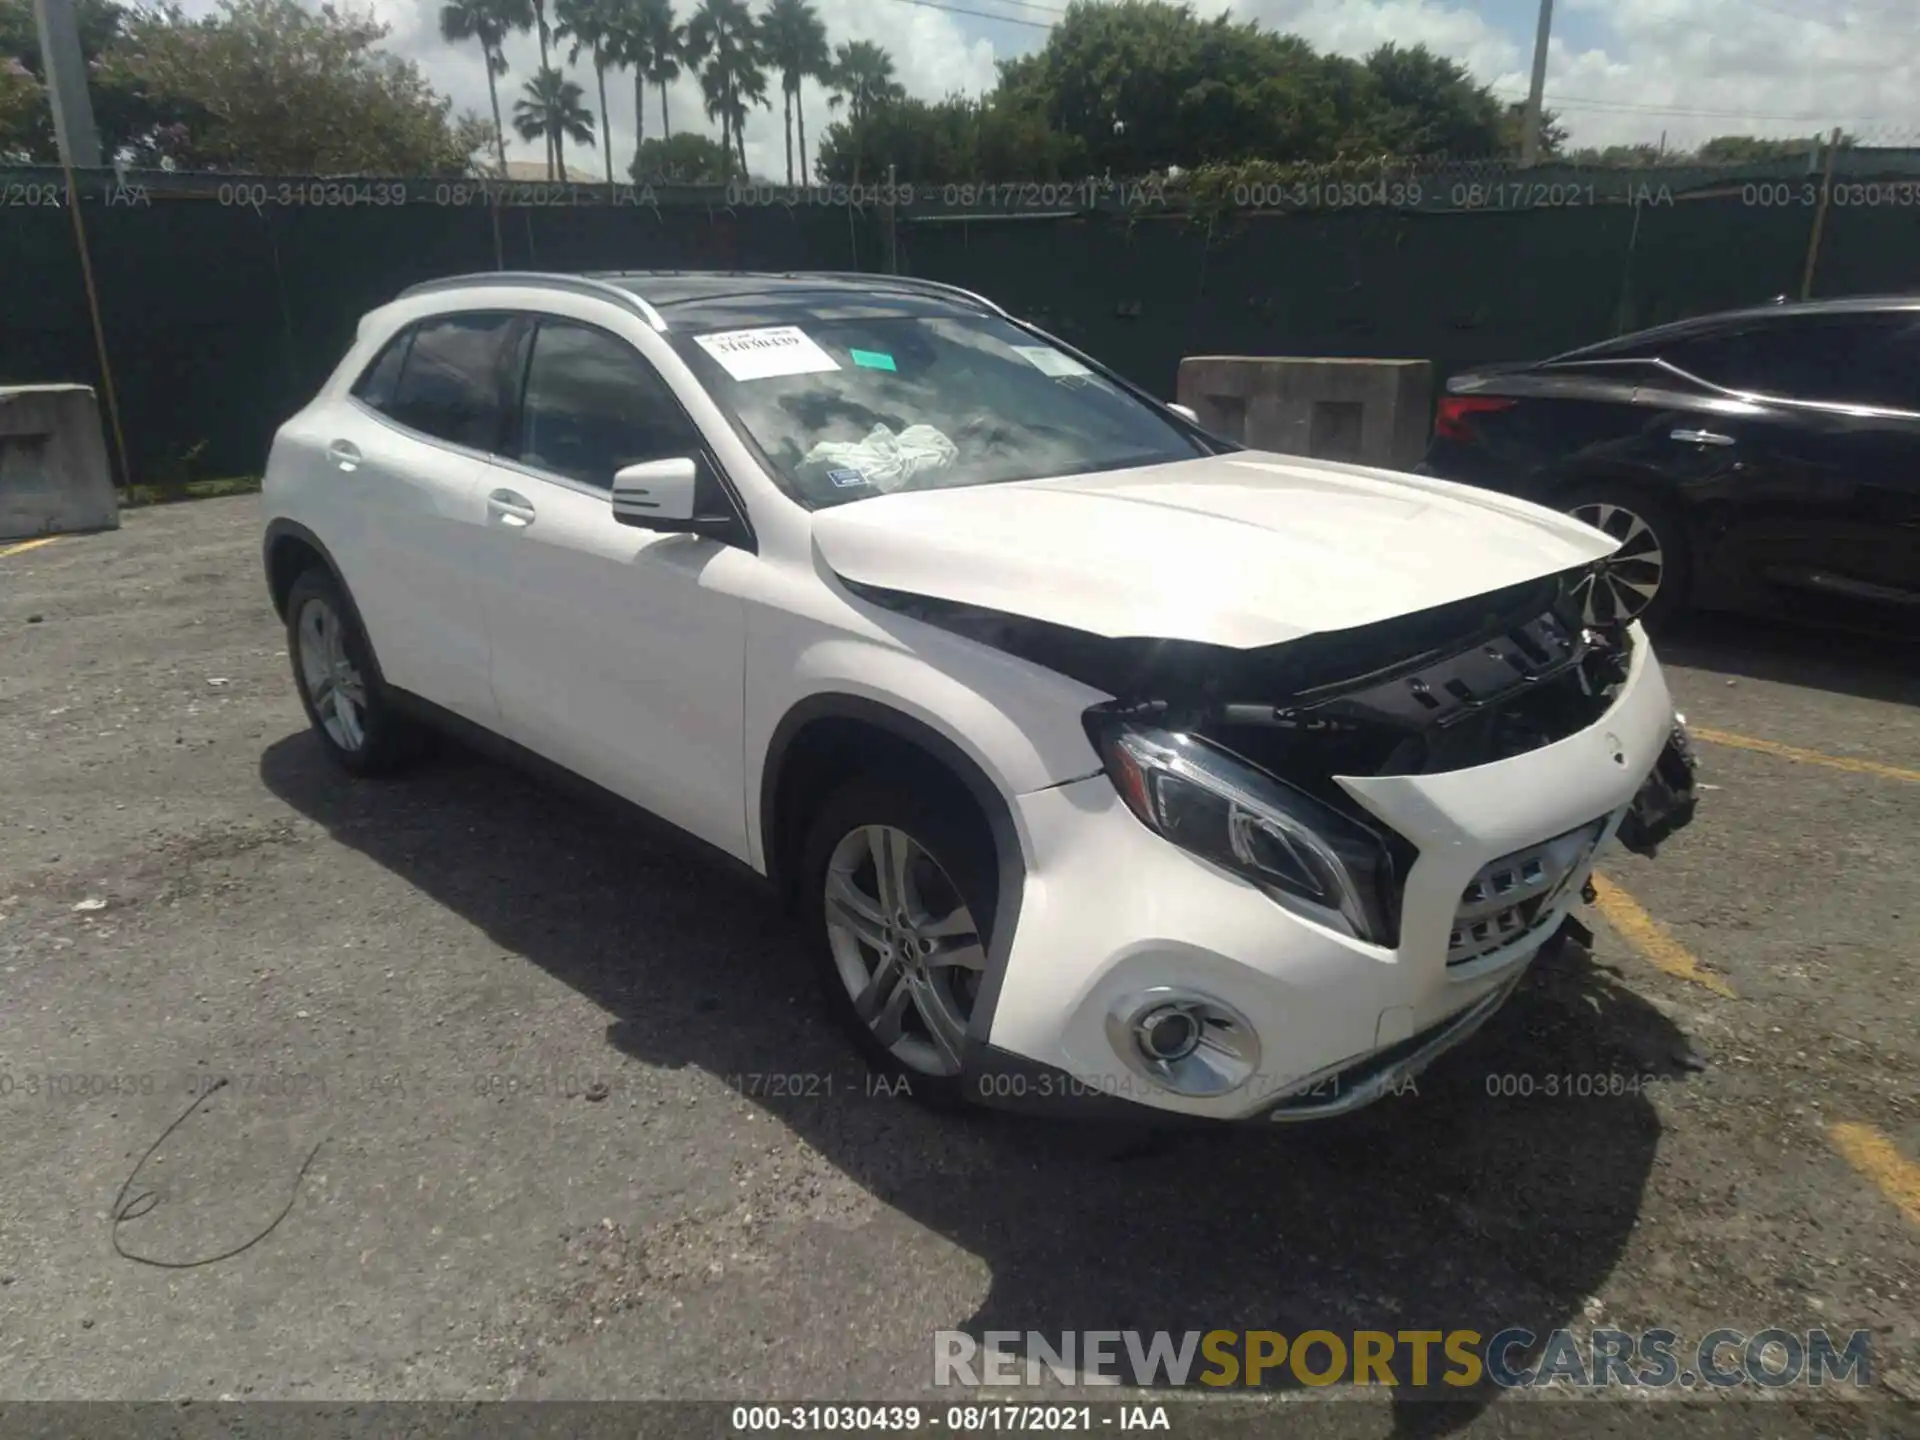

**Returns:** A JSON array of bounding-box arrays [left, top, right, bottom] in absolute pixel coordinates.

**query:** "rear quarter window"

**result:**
[[351, 329, 413, 411], [382, 312, 521, 451]]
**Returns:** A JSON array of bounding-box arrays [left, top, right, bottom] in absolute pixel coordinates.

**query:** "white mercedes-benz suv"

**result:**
[[262, 270, 1698, 1121]]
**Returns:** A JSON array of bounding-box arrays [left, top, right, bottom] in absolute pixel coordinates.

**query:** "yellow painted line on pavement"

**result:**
[[1589, 873, 1737, 998], [1829, 1122, 1920, 1228], [1692, 726, 1920, 785], [0, 535, 62, 559]]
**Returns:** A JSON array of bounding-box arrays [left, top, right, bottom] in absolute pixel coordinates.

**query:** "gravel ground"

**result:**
[[1, 497, 1915, 1436]]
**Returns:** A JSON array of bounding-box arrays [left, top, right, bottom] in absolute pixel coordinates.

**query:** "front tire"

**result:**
[[285, 566, 426, 776], [798, 775, 999, 1109], [1559, 482, 1691, 631]]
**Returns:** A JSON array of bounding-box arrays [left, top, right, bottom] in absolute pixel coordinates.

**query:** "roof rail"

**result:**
[[395, 271, 667, 331], [784, 271, 1009, 317]]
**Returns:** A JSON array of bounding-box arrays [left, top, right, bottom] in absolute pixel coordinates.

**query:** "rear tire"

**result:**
[[797, 774, 1000, 1110], [285, 566, 428, 776], [1558, 481, 1691, 632]]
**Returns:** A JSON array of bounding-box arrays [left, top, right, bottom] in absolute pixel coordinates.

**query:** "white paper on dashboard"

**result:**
[[694, 326, 842, 381], [1012, 344, 1093, 378]]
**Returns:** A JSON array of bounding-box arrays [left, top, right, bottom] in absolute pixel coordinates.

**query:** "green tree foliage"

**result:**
[[816, 93, 1082, 185], [629, 128, 725, 180], [994, 1, 1361, 172], [88, 0, 488, 173], [1563, 142, 1669, 168], [0, 0, 200, 164], [0, 55, 43, 161], [1500, 99, 1567, 160], [825, 3, 1529, 183], [1562, 133, 1851, 167], [1353, 42, 1506, 157], [825, 38, 902, 128], [1693, 132, 1847, 164], [0, 0, 1872, 187]]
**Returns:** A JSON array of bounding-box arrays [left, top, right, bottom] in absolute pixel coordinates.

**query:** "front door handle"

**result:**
[[327, 439, 362, 472], [487, 488, 536, 528], [1671, 428, 1735, 447]]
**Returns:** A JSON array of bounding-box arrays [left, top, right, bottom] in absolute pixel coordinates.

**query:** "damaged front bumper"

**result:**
[[1615, 718, 1700, 857], [977, 627, 1690, 1124]]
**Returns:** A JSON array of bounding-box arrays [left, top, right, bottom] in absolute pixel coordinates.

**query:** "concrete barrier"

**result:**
[[1176, 357, 1432, 471], [0, 384, 118, 540]]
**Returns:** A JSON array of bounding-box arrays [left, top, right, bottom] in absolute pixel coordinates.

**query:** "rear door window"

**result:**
[[1666, 314, 1920, 410], [384, 312, 520, 450], [1835, 315, 1920, 411]]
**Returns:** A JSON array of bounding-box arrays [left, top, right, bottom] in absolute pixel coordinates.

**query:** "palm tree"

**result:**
[[524, 0, 557, 173], [514, 66, 598, 180], [685, 0, 764, 182], [556, 0, 620, 184], [439, 0, 534, 176], [637, 0, 686, 146], [696, 65, 733, 180], [596, 0, 650, 174], [761, 0, 828, 186], [825, 40, 902, 129], [730, 61, 769, 175]]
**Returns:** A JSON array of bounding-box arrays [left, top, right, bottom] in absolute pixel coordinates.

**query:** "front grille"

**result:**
[[1447, 817, 1607, 965]]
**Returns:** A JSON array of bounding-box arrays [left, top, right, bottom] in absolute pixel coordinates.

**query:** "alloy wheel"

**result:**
[[296, 595, 369, 752], [822, 824, 986, 1077], [1567, 501, 1666, 624]]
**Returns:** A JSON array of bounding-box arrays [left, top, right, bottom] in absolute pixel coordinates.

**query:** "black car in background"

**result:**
[[1421, 296, 1920, 633]]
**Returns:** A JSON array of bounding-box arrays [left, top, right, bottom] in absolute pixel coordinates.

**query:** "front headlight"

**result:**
[[1087, 715, 1399, 944]]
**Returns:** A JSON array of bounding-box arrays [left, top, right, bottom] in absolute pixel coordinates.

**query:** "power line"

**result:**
[[1489, 85, 1895, 125], [961, 0, 1070, 14], [874, 0, 1059, 28]]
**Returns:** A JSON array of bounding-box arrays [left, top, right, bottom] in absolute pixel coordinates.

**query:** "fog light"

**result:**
[[1106, 989, 1261, 1098], [1137, 1005, 1202, 1062]]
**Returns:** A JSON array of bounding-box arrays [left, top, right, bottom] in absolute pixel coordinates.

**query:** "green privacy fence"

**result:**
[[0, 176, 882, 484], [894, 154, 1920, 396], [3, 156, 1918, 485]]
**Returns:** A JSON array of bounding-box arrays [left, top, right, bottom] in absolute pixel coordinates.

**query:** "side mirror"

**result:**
[[1167, 402, 1199, 423], [611, 457, 698, 526]]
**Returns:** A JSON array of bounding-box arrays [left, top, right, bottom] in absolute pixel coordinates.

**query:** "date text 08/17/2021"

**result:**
[[728, 1405, 1171, 1432]]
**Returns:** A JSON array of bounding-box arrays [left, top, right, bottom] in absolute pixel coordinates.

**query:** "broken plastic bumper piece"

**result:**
[[1615, 716, 1699, 857]]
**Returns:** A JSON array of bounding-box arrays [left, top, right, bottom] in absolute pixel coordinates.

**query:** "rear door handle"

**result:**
[[327, 439, 362, 471], [1671, 428, 1735, 447], [487, 488, 536, 528]]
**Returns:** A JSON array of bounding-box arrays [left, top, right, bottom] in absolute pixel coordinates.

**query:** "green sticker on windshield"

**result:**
[[849, 348, 897, 371]]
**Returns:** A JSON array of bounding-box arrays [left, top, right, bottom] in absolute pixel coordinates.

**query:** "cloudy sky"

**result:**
[[194, 0, 1920, 179]]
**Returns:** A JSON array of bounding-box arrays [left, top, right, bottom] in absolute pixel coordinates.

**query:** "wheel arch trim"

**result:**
[[263, 518, 392, 688], [758, 692, 1030, 1045]]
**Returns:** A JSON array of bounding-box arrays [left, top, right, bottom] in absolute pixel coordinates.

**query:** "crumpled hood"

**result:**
[[811, 451, 1617, 648]]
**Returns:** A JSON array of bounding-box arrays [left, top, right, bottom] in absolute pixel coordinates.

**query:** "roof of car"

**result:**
[[396, 269, 1006, 331], [1553, 293, 1920, 361]]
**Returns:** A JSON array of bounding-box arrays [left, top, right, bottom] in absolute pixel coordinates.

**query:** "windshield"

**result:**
[[667, 314, 1209, 508]]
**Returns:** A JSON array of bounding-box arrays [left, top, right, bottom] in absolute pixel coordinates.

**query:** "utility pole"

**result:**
[[881, 163, 899, 275], [1518, 0, 1554, 169], [32, 0, 103, 167]]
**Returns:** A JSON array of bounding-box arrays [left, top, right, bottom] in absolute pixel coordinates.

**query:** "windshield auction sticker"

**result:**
[[695, 326, 842, 381]]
